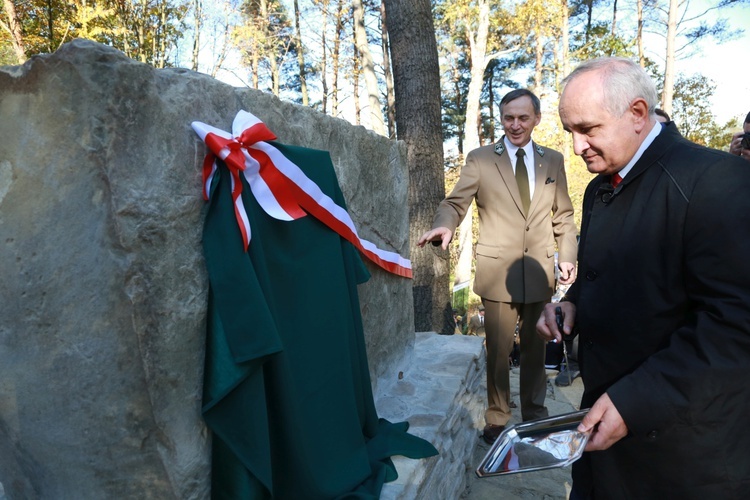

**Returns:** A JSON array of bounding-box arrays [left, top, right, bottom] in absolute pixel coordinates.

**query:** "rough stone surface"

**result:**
[[377, 332, 486, 500], [376, 333, 586, 500], [0, 40, 412, 499]]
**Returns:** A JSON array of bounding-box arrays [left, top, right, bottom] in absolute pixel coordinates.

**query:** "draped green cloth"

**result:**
[[201, 143, 437, 499]]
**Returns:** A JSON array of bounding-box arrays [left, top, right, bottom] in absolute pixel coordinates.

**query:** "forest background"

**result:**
[[3, 0, 749, 333]]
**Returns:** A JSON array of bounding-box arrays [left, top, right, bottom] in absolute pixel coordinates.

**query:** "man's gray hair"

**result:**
[[562, 57, 658, 118]]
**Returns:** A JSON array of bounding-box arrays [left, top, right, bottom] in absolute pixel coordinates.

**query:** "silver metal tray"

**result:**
[[476, 409, 590, 477]]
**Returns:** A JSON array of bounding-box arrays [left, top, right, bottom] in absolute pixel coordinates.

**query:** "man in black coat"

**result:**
[[537, 57, 750, 498]]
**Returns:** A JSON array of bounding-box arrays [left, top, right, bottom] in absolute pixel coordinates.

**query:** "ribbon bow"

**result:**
[[192, 111, 412, 278]]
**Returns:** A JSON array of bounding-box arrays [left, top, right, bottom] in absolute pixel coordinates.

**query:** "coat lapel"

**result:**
[[494, 138, 550, 218], [529, 142, 550, 215], [620, 122, 680, 188]]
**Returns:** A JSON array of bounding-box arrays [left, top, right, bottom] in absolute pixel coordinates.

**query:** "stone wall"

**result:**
[[0, 40, 414, 499]]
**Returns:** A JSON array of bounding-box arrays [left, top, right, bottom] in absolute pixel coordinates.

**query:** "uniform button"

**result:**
[[585, 270, 598, 280], [647, 430, 658, 439], [526, 226, 530, 231], [585, 340, 594, 349], [524, 248, 529, 253]]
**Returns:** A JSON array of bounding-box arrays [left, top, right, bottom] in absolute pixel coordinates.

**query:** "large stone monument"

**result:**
[[0, 40, 418, 499]]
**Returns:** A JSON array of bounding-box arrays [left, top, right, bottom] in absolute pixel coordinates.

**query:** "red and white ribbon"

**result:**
[[192, 110, 412, 278]]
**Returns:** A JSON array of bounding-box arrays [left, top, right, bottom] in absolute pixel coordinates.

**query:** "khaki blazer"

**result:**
[[433, 139, 577, 303], [468, 313, 486, 336]]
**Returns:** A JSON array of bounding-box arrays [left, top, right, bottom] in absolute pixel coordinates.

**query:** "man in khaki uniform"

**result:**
[[418, 89, 578, 444], [468, 305, 486, 336]]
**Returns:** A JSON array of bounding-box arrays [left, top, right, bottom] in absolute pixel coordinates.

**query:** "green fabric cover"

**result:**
[[201, 143, 437, 499]]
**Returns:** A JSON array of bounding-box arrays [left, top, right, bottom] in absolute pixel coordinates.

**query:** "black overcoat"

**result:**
[[568, 122, 750, 498]]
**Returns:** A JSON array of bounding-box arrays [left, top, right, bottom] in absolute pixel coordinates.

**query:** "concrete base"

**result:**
[[376, 332, 486, 500]]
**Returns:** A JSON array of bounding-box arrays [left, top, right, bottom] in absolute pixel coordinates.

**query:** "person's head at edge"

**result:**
[[728, 111, 750, 158], [500, 89, 541, 148], [558, 57, 658, 176]]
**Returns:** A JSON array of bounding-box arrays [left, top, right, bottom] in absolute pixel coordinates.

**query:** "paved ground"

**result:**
[[461, 367, 585, 499]]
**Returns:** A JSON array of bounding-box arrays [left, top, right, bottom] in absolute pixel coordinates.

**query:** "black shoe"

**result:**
[[482, 424, 505, 444], [555, 362, 580, 387]]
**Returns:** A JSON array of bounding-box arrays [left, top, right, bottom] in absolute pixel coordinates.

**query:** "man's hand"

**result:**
[[417, 227, 453, 250], [578, 393, 629, 451], [558, 261, 577, 284], [537, 301, 576, 342]]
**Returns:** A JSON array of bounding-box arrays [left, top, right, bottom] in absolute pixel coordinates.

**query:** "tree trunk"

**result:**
[[380, 1, 396, 139], [454, 212, 473, 295], [352, 21, 361, 125], [158, 0, 168, 68], [448, 42, 465, 154], [259, 0, 280, 96], [45, 0, 54, 52], [137, 0, 148, 63], [113, 1, 133, 59], [534, 27, 543, 90], [611, 0, 617, 35], [192, 0, 202, 71], [209, 20, 230, 78], [294, 0, 309, 105], [251, 42, 260, 88], [487, 69, 496, 142], [637, 0, 644, 67], [318, 0, 330, 113], [332, 0, 344, 116], [455, 0, 492, 296], [383, 0, 450, 334], [2, 0, 27, 63], [662, 0, 678, 115], [561, 0, 569, 81], [462, 1, 488, 153], [352, 0, 385, 135], [559, 0, 571, 165]]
